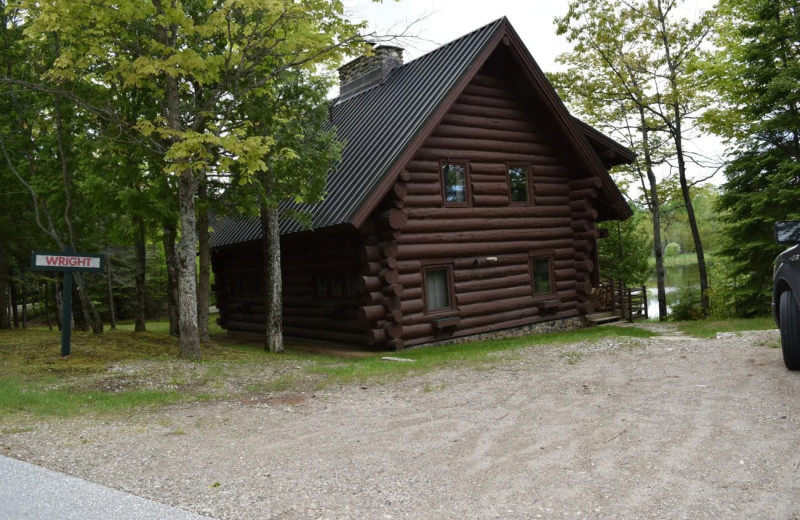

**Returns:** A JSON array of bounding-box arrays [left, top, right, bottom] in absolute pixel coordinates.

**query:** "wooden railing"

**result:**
[[594, 279, 648, 322]]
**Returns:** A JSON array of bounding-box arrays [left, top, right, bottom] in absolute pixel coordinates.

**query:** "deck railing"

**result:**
[[594, 279, 648, 322]]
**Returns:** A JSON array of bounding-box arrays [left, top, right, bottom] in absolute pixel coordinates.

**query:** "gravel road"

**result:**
[[2, 326, 799, 519]]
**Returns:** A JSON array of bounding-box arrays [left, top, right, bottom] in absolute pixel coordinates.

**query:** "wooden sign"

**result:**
[[30, 248, 105, 357]]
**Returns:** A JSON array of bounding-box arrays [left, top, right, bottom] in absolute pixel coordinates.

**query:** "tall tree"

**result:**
[[554, 0, 715, 318], [17, 0, 368, 358], [702, 0, 800, 316], [553, 0, 672, 319]]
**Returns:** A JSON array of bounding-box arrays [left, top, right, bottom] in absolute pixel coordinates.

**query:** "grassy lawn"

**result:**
[[676, 316, 776, 338], [0, 321, 656, 423]]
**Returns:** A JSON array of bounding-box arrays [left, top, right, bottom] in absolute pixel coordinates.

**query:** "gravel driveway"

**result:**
[[2, 326, 799, 519]]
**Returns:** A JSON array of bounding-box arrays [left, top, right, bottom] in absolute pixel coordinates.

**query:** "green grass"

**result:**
[[0, 321, 652, 422], [676, 316, 776, 338]]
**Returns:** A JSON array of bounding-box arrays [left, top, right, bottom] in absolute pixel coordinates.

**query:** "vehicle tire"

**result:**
[[779, 290, 800, 370]]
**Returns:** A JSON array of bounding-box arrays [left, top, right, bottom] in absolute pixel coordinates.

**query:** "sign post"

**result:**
[[31, 248, 105, 357]]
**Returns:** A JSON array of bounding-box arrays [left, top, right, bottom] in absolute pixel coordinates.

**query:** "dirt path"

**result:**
[[2, 328, 799, 519]]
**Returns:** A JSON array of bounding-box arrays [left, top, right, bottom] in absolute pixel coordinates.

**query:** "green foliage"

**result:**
[[700, 0, 800, 317], [598, 209, 652, 285], [664, 243, 681, 256], [669, 285, 704, 321]]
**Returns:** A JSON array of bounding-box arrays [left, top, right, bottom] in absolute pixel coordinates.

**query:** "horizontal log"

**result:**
[[360, 262, 382, 275], [569, 176, 602, 190], [472, 194, 510, 206], [435, 124, 539, 143], [456, 284, 532, 306], [571, 219, 594, 233], [358, 305, 385, 323], [533, 195, 570, 206], [431, 112, 538, 134], [397, 239, 575, 260], [462, 82, 515, 100], [533, 183, 570, 197], [399, 169, 411, 182], [362, 291, 384, 305], [358, 246, 380, 263], [403, 194, 443, 208], [424, 135, 555, 156], [469, 162, 509, 175], [397, 273, 423, 288], [406, 160, 439, 173], [555, 268, 578, 281], [396, 260, 422, 273], [457, 273, 530, 293], [569, 199, 593, 212], [381, 242, 398, 258], [400, 299, 424, 315], [455, 93, 519, 110], [358, 276, 382, 293], [406, 206, 571, 220], [471, 181, 509, 196], [406, 172, 440, 184], [534, 165, 571, 178], [406, 183, 441, 196], [569, 188, 598, 201], [397, 226, 575, 246], [572, 209, 599, 221], [453, 262, 530, 282], [404, 217, 572, 234], [414, 147, 558, 165]]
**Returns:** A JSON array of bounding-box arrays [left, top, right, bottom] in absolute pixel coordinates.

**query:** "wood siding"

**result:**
[[213, 70, 606, 350], [362, 71, 600, 348]]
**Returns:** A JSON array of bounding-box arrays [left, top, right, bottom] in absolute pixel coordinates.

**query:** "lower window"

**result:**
[[424, 266, 453, 312], [531, 257, 553, 296]]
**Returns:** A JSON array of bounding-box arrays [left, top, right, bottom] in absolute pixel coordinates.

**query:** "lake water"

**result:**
[[646, 262, 700, 319]]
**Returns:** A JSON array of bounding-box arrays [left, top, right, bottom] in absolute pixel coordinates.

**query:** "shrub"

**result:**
[[664, 242, 681, 257]]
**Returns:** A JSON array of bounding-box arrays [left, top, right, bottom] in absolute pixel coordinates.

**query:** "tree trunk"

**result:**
[[261, 203, 284, 353], [134, 216, 147, 331], [177, 168, 201, 360], [9, 280, 18, 328], [20, 276, 27, 328], [672, 103, 709, 316], [106, 254, 116, 330], [0, 240, 9, 329], [639, 106, 668, 320], [163, 222, 180, 337], [197, 179, 210, 345]]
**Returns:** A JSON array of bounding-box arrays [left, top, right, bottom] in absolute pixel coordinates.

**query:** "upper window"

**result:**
[[531, 257, 554, 296], [424, 266, 453, 312], [441, 162, 468, 205], [508, 165, 530, 203]]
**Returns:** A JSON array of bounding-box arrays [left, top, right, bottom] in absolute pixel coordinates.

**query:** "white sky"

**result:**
[[342, 0, 725, 187]]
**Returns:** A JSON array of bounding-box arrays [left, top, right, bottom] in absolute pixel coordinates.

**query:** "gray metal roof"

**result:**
[[211, 18, 503, 248], [210, 17, 632, 249]]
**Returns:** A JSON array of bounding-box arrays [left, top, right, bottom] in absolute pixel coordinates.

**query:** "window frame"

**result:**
[[440, 161, 471, 207], [422, 263, 456, 314], [530, 255, 555, 298], [507, 163, 532, 205]]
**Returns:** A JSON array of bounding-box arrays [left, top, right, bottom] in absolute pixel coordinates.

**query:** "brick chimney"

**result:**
[[338, 45, 404, 99]]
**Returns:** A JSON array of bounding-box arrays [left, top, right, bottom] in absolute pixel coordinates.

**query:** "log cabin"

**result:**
[[210, 17, 635, 349]]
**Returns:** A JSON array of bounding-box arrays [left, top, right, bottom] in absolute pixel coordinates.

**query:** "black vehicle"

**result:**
[[773, 221, 800, 370]]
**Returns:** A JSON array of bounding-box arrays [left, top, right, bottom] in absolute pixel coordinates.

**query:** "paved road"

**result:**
[[0, 455, 213, 520]]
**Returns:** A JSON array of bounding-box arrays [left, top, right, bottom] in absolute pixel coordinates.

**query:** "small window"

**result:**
[[441, 163, 468, 205], [508, 165, 529, 203], [424, 266, 453, 312], [531, 257, 553, 296]]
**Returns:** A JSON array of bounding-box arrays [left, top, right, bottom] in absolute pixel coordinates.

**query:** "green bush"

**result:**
[[669, 285, 704, 321], [664, 242, 681, 257]]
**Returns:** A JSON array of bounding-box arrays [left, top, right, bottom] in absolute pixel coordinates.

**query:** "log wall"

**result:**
[[364, 70, 601, 348]]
